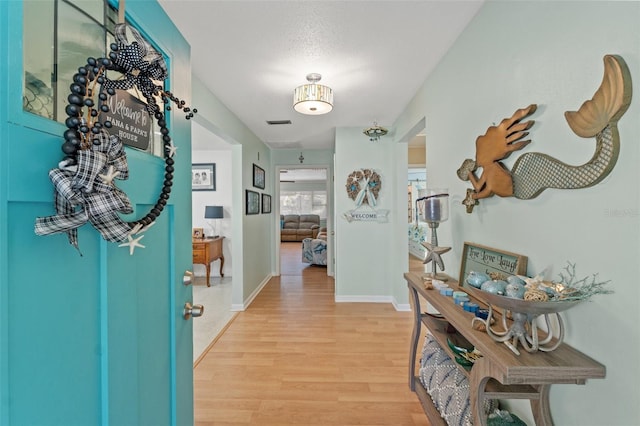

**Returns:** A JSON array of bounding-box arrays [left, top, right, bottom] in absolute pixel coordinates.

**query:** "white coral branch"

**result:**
[[556, 261, 613, 301]]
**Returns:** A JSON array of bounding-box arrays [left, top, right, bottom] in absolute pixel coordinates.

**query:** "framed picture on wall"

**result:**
[[192, 163, 216, 191], [253, 163, 265, 189], [262, 194, 271, 214], [246, 190, 260, 215]]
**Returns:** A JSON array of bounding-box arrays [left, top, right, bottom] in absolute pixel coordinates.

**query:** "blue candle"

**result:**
[[425, 197, 441, 222]]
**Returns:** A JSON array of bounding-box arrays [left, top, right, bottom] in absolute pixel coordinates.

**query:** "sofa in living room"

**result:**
[[280, 214, 320, 242]]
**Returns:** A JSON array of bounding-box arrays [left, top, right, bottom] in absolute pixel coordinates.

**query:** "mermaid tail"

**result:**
[[512, 55, 632, 199]]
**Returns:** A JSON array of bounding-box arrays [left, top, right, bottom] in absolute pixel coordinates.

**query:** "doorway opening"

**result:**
[[406, 123, 428, 273], [275, 165, 333, 277], [190, 120, 237, 363]]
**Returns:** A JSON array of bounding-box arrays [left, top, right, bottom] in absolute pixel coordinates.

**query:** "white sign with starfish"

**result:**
[[343, 207, 389, 223]]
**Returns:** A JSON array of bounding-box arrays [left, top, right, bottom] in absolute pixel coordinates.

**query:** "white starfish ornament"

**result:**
[[118, 234, 145, 255], [165, 142, 178, 158], [99, 165, 120, 185]]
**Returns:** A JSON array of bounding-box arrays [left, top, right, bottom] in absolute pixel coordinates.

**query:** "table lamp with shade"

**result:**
[[204, 206, 223, 238], [417, 189, 450, 281]]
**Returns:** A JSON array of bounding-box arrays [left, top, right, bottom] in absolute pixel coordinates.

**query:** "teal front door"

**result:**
[[0, 1, 194, 425]]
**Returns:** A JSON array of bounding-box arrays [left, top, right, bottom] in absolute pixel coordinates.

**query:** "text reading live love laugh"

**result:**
[[468, 246, 518, 274]]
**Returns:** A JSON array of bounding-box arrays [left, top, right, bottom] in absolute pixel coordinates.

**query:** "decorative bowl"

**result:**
[[466, 286, 582, 315], [465, 285, 583, 355]]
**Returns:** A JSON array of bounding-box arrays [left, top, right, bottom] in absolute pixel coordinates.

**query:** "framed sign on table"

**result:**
[[459, 242, 528, 285], [192, 227, 204, 239]]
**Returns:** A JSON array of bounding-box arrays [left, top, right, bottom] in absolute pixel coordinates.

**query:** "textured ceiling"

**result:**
[[159, 0, 484, 150]]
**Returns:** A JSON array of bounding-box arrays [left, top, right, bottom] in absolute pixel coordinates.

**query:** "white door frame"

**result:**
[[274, 164, 333, 277]]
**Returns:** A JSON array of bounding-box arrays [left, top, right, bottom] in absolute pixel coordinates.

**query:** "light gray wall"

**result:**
[[393, 1, 640, 424], [192, 76, 273, 308], [334, 128, 406, 304]]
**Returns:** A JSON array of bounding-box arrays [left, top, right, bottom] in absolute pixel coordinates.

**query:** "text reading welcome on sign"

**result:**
[[101, 91, 151, 151]]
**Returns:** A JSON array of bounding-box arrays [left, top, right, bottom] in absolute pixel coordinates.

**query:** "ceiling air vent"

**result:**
[[266, 120, 292, 125]]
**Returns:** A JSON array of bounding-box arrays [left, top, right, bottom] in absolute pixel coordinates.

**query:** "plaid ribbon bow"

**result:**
[[34, 131, 133, 251], [103, 24, 168, 115]]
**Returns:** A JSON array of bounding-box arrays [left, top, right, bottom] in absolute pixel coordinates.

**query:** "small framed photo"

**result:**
[[246, 190, 260, 215], [261, 193, 271, 214], [253, 163, 265, 189], [192, 227, 204, 239], [192, 163, 216, 191]]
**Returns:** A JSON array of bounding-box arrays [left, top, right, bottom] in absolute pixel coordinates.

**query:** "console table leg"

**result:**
[[219, 256, 225, 277], [470, 357, 495, 426], [408, 286, 421, 391], [206, 264, 211, 287], [531, 385, 553, 426]]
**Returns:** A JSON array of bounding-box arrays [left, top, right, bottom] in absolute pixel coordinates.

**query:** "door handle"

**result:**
[[183, 302, 204, 320], [183, 270, 194, 286]]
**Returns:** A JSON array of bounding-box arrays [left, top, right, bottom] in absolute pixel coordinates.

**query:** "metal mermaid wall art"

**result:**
[[458, 54, 632, 213]]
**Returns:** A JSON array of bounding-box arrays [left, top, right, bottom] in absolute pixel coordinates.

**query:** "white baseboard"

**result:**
[[334, 295, 411, 312], [231, 274, 272, 311], [393, 300, 412, 312], [233, 281, 411, 312], [334, 295, 393, 303]]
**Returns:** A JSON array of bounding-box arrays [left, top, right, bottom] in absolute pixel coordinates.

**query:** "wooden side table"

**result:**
[[192, 237, 225, 286], [404, 272, 605, 425]]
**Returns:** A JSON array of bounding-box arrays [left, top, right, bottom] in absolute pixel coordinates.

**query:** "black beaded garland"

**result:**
[[62, 141, 77, 155], [68, 94, 83, 105], [65, 104, 79, 116], [59, 38, 196, 234], [64, 129, 78, 140], [65, 117, 79, 128]]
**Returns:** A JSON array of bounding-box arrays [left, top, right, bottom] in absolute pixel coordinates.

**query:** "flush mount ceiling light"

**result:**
[[363, 122, 388, 142], [293, 73, 333, 115]]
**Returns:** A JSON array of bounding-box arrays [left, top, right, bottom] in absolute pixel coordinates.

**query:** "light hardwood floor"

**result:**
[[194, 243, 430, 425]]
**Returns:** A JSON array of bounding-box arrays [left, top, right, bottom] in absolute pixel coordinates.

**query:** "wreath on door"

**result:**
[[34, 24, 196, 255]]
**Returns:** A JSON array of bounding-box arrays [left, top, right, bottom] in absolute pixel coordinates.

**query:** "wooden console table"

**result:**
[[405, 272, 605, 426], [193, 237, 224, 286]]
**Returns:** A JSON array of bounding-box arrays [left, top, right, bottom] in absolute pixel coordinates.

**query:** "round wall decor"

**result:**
[[345, 168, 381, 207], [34, 24, 196, 254]]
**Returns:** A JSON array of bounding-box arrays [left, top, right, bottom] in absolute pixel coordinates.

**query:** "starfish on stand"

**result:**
[[421, 241, 451, 281]]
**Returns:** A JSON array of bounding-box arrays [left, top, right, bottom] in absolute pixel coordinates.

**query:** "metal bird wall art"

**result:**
[[458, 54, 632, 213]]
